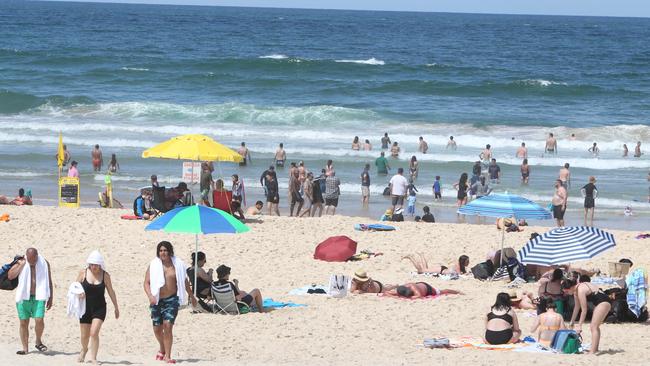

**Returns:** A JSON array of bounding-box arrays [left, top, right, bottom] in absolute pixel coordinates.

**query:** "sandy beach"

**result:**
[[0, 205, 647, 365]]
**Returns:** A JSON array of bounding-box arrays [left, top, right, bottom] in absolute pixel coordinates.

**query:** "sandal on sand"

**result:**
[[35, 343, 48, 352], [16, 350, 27, 355], [155, 351, 165, 361]]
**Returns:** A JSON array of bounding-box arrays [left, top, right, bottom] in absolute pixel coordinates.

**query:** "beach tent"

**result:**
[[457, 193, 551, 262], [145, 205, 250, 297], [518, 226, 616, 266], [314, 236, 357, 262]]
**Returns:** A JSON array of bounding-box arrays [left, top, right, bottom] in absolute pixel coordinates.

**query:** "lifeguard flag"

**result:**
[[57, 132, 64, 168]]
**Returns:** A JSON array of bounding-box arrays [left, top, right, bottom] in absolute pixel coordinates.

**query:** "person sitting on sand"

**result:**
[[385, 282, 462, 299], [530, 300, 565, 347], [186, 252, 212, 298], [246, 201, 264, 216], [402, 253, 470, 275], [215, 265, 267, 312], [0, 188, 33, 206], [484, 292, 521, 345], [350, 270, 395, 294]]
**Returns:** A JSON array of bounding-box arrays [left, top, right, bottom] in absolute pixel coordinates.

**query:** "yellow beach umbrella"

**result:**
[[142, 134, 243, 163]]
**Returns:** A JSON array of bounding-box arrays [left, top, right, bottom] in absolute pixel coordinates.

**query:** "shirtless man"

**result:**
[[8, 248, 53, 355], [144, 241, 196, 364], [274, 143, 286, 168], [479, 144, 492, 170], [634, 141, 643, 157], [446, 136, 457, 150], [552, 179, 568, 227], [516, 142, 527, 159], [91, 145, 103, 172], [381, 133, 391, 149], [545, 133, 557, 155], [559, 163, 571, 188], [237, 142, 251, 166], [418, 136, 428, 154]]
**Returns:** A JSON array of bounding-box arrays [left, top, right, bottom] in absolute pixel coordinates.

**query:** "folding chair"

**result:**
[[211, 282, 249, 315], [151, 186, 169, 214], [186, 268, 214, 313]]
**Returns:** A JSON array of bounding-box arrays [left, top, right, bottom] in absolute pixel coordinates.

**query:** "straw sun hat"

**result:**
[[507, 290, 522, 302], [353, 269, 369, 282]]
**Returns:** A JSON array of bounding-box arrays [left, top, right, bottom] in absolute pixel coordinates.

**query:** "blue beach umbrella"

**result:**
[[146, 205, 250, 297], [518, 226, 616, 266], [457, 193, 551, 262]]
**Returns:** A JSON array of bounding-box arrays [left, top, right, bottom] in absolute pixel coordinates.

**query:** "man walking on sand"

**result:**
[[8, 247, 53, 355], [552, 179, 568, 227], [144, 241, 197, 364]]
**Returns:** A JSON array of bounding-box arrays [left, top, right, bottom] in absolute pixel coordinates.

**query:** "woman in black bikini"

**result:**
[[386, 282, 462, 299], [485, 292, 521, 345], [563, 275, 611, 354], [76, 251, 119, 364], [402, 253, 470, 275], [350, 270, 395, 294]]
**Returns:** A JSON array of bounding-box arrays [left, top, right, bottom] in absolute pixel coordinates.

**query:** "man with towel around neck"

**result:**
[[144, 241, 197, 364], [7, 247, 53, 355]]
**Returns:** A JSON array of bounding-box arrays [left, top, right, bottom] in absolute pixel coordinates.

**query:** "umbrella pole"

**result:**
[[194, 234, 198, 299], [500, 223, 505, 264]]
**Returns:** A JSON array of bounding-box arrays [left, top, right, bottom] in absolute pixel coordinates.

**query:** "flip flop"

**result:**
[[35, 343, 47, 352], [166, 360, 176, 364], [16, 350, 26, 355], [155, 351, 165, 361]]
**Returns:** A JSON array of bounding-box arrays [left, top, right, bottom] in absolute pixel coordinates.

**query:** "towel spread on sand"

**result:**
[[262, 298, 306, 308], [626, 268, 647, 318], [15, 255, 50, 303], [149, 256, 188, 305], [354, 224, 396, 231], [66, 282, 86, 319]]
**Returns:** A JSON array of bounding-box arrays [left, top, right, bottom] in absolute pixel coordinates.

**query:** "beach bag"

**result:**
[[328, 274, 350, 298], [491, 266, 510, 281], [0, 257, 19, 291], [550, 330, 581, 354], [471, 261, 494, 280]]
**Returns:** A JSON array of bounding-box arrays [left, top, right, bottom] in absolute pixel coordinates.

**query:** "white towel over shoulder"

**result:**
[[149, 256, 188, 306], [67, 282, 86, 319], [15, 255, 50, 303]]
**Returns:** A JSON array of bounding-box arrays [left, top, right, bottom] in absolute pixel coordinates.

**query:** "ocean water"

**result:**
[[1, 1, 649, 228]]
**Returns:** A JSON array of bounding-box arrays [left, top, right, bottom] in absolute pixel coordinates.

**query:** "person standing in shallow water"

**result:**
[[91, 145, 103, 172], [581, 176, 598, 226], [381, 133, 391, 149]]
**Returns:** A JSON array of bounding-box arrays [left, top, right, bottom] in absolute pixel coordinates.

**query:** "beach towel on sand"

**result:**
[[354, 224, 396, 232], [15, 255, 50, 303], [149, 256, 188, 306], [262, 298, 306, 309], [288, 285, 328, 296]]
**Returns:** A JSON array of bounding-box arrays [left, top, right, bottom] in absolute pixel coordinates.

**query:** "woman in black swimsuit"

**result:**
[[563, 275, 611, 354], [453, 172, 469, 207], [485, 292, 521, 345], [350, 270, 394, 294], [76, 251, 119, 364]]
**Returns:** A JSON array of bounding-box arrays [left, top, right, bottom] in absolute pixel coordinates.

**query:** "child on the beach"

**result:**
[[407, 191, 417, 216], [433, 176, 442, 200]]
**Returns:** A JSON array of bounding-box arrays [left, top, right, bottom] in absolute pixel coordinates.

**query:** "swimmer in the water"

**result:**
[[446, 136, 457, 150], [545, 133, 557, 155]]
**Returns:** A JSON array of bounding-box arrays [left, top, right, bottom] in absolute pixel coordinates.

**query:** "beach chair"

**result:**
[[212, 190, 233, 214], [211, 282, 249, 315], [151, 186, 169, 213], [186, 268, 215, 313]]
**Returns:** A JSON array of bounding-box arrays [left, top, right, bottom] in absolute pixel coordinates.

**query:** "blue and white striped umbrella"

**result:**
[[518, 226, 616, 266], [457, 193, 551, 220]]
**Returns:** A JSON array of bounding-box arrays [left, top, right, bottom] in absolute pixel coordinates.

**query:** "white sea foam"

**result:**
[[120, 67, 149, 71], [335, 58, 385, 65], [516, 79, 568, 87], [0, 171, 50, 178], [0, 133, 157, 149], [259, 54, 288, 59]]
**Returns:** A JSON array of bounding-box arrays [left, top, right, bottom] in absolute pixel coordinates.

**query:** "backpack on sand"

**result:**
[[0, 257, 20, 291], [328, 274, 350, 298]]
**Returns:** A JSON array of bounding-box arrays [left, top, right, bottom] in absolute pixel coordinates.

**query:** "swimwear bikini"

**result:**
[[538, 322, 561, 347], [485, 310, 514, 345], [582, 284, 609, 306], [416, 282, 435, 296], [373, 280, 383, 293]]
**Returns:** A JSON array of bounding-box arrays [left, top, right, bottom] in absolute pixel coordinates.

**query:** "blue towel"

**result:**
[[626, 268, 647, 318], [262, 298, 307, 308]]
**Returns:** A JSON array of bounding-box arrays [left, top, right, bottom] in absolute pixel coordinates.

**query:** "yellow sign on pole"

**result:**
[[59, 177, 80, 208]]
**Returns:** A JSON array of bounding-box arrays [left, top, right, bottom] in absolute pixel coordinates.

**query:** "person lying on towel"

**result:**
[[385, 282, 463, 298]]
